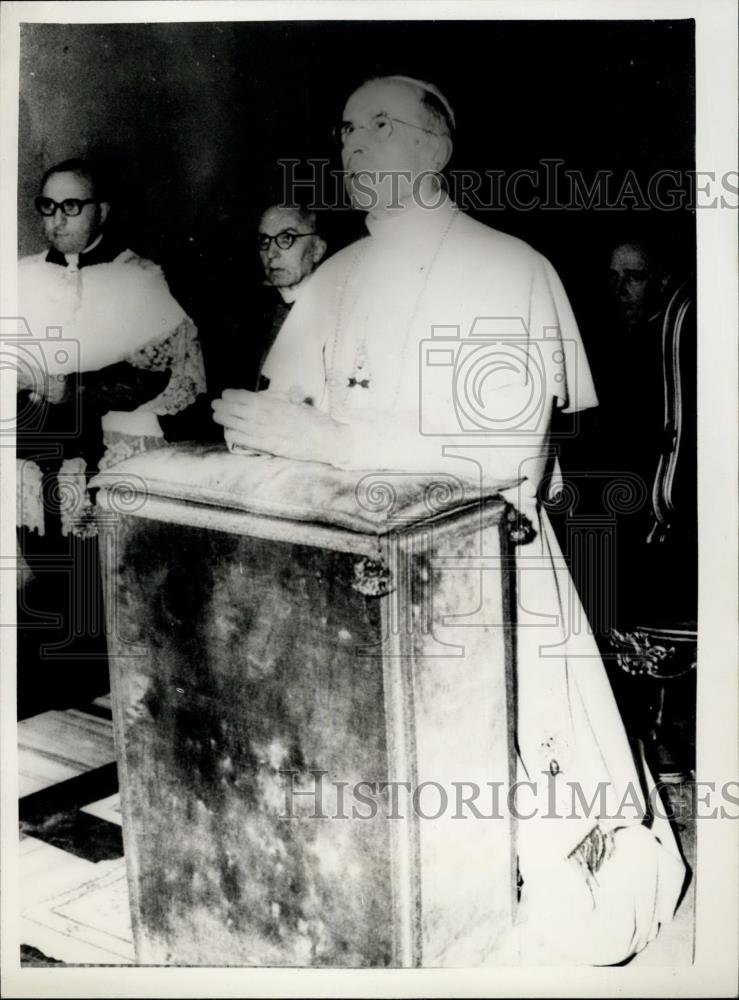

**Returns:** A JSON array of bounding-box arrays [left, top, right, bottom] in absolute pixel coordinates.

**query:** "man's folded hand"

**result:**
[[212, 388, 350, 466]]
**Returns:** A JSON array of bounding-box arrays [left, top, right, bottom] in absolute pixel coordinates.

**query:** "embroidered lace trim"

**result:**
[[128, 316, 206, 415], [568, 824, 616, 901], [58, 457, 97, 538], [17, 459, 45, 535], [99, 430, 168, 472]]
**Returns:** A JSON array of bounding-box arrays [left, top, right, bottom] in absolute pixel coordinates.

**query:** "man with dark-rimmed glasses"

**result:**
[[34, 159, 110, 259], [150, 202, 328, 444], [18, 156, 205, 490], [17, 157, 205, 714], [258, 203, 327, 299], [249, 204, 327, 391]]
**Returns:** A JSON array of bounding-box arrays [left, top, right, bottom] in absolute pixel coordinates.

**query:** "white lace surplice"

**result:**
[[17, 249, 206, 534]]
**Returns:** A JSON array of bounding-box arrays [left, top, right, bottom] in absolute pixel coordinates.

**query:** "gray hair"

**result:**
[[260, 204, 318, 231]]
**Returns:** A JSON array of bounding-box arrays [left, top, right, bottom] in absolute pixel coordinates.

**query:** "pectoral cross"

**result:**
[[347, 376, 371, 389]]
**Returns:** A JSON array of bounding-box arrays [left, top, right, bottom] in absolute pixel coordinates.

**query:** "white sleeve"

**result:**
[[260, 261, 340, 405], [261, 312, 323, 405], [331, 407, 547, 493], [530, 254, 598, 413]]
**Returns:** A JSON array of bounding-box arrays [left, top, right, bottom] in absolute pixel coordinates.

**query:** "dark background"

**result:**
[[19, 18, 695, 363]]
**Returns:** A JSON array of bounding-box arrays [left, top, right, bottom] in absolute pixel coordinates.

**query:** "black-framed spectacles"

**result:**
[[35, 196, 98, 218], [332, 111, 445, 147], [257, 230, 316, 251]]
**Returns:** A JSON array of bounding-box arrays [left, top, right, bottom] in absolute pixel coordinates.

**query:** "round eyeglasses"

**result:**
[[332, 111, 444, 147], [257, 230, 316, 252], [35, 196, 98, 218]]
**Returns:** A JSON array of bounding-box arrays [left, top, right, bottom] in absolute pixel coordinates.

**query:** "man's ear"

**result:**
[[428, 133, 453, 173], [98, 200, 111, 226], [312, 237, 328, 266]]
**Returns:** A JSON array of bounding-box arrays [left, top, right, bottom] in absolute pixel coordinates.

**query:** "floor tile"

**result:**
[[17, 700, 695, 968], [20, 838, 133, 964], [21, 809, 123, 863], [81, 792, 122, 826], [18, 709, 115, 797]]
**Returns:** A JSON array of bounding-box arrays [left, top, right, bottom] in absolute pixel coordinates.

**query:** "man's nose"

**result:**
[[53, 207, 66, 225], [267, 241, 281, 260], [343, 129, 368, 162]]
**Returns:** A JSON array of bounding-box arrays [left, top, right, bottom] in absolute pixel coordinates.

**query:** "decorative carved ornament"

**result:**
[[610, 625, 697, 679]]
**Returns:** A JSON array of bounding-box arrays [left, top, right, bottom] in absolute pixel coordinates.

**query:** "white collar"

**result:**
[[63, 232, 104, 269], [277, 282, 302, 304], [266, 272, 313, 304], [365, 192, 457, 245]]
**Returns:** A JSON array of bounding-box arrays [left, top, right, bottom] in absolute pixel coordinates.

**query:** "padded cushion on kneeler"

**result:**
[[91, 442, 515, 535]]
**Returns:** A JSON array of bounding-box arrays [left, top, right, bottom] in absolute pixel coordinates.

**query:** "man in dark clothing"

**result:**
[[229, 203, 328, 393], [556, 238, 697, 775], [594, 240, 696, 624], [164, 204, 327, 441]]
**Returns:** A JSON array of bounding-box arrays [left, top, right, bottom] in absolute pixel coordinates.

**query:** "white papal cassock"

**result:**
[[263, 194, 686, 964]]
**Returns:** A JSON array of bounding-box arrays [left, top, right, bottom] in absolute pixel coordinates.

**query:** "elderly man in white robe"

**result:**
[[213, 76, 686, 965]]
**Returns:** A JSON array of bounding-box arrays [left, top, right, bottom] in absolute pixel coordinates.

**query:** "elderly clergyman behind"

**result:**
[[250, 203, 327, 391], [207, 202, 328, 396], [162, 203, 327, 444], [213, 76, 686, 964]]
